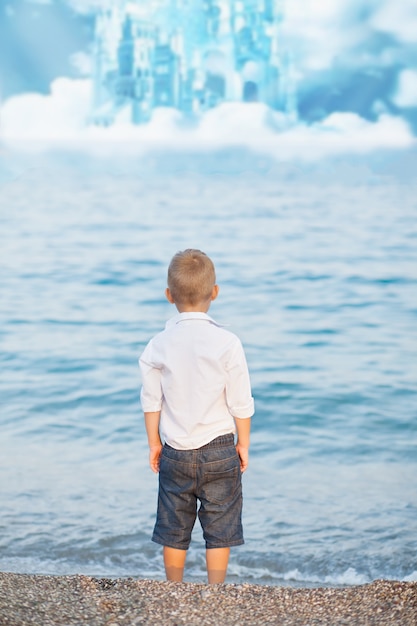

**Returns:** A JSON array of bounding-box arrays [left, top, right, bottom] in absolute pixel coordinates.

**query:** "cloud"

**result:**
[[282, 0, 416, 78], [65, 0, 113, 13], [1, 76, 414, 159], [392, 70, 417, 108], [371, 0, 417, 43], [282, 1, 359, 73], [70, 51, 93, 77], [1, 78, 91, 140], [273, 0, 417, 126]]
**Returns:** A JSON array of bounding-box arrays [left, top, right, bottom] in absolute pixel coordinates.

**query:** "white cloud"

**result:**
[[1, 77, 414, 159], [66, 0, 113, 13], [280, 0, 417, 77], [279, 0, 383, 78], [1, 78, 91, 141], [301, 112, 413, 157], [193, 106, 413, 160], [281, 2, 350, 72], [70, 52, 93, 77], [371, 0, 417, 43], [392, 70, 417, 108]]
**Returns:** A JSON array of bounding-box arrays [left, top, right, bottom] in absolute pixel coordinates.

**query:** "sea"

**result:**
[[1, 143, 416, 587]]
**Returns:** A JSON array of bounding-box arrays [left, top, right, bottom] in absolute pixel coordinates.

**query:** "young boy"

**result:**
[[139, 249, 254, 584]]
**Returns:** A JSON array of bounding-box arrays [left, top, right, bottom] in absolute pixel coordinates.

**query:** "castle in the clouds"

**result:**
[[91, 0, 297, 125]]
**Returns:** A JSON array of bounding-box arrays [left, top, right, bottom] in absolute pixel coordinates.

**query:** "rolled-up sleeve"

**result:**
[[225, 339, 255, 418], [139, 342, 163, 412]]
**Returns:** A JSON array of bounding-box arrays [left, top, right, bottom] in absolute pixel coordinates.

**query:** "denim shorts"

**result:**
[[152, 433, 244, 550]]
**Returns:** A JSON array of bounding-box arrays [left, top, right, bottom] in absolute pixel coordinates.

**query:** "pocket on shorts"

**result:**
[[203, 459, 241, 506], [159, 449, 193, 487]]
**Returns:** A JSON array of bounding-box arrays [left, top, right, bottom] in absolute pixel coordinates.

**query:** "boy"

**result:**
[[139, 249, 254, 584]]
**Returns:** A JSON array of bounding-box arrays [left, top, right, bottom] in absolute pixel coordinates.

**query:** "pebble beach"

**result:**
[[0, 573, 416, 626]]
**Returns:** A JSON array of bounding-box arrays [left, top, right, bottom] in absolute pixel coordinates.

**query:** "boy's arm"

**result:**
[[235, 417, 251, 473], [144, 411, 163, 473]]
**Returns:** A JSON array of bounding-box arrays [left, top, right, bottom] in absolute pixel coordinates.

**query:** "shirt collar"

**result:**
[[165, 312, 224, 329]]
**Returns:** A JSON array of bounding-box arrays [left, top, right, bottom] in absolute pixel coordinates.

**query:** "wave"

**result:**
[[2, 554, 416, 588]]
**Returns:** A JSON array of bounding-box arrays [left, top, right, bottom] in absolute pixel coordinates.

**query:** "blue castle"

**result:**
[[91, 0, 296, 125]]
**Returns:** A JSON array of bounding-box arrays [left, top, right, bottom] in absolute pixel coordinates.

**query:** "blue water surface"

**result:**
[[1, 146, 416, 586]]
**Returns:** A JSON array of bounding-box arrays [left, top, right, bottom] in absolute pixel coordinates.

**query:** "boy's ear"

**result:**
[[211, 284, 219, 301], [165, 288, 175, 304]]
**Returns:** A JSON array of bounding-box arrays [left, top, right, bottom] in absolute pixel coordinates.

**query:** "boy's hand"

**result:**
[[149, 444, 163, 473], [144, 412, 162, 472], [236, 444, 249, 473], [235, 417, 250, 473]]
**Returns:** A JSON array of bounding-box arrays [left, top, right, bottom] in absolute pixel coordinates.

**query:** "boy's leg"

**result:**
[[206, 547, 230, 584], [163, 546, 187, 582], [198, 435, 244, 584]]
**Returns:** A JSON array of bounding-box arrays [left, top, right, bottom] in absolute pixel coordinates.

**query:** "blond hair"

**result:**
[[167, 249, 216, 306]]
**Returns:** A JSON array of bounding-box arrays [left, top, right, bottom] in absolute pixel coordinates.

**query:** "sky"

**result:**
[[0, 0, 416, 157]]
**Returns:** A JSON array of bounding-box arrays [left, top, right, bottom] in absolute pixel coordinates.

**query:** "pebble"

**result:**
[[0, 573, 416, 625]]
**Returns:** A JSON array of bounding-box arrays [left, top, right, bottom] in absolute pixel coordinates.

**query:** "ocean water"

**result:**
[[1, 146, 416, 587]]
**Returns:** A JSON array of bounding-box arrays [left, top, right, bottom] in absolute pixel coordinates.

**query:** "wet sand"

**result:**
[[0, 573, 416, 625]]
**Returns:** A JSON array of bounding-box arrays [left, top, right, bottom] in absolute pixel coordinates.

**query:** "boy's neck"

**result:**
[[175, 303, 211, 314]]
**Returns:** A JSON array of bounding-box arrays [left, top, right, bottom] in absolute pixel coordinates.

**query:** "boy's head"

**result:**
[[166, 249, 218, 311]]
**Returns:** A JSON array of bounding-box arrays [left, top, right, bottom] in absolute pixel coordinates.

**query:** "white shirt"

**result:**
[[139, 312, 254, 450]]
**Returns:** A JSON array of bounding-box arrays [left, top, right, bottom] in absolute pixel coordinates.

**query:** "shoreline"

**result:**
[[0, 573, 416, 625]]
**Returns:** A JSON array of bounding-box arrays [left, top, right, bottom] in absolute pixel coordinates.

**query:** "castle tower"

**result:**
[[90, 0, 296, 124]]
